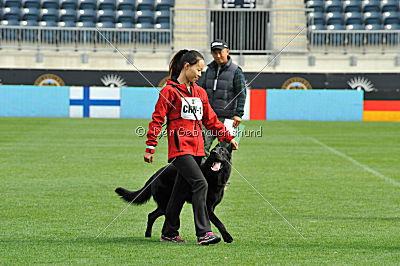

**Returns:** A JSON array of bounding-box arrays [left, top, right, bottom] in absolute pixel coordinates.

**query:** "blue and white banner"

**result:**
[[69, 87, 121, 118]]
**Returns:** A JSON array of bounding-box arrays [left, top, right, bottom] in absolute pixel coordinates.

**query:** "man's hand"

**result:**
[[144, 152, 154, 163], [232, 116, 242, 128], [230, 139, 239, 150]]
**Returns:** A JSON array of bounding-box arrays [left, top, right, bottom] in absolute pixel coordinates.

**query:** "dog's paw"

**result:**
[[222, 233, 233, 243]]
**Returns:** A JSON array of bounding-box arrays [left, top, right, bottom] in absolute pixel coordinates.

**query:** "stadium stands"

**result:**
[[306, 0, 400, 46]]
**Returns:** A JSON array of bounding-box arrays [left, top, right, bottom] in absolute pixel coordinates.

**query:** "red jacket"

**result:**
[[145, 79, 234, 161]]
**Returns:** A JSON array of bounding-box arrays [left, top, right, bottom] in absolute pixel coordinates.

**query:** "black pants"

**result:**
[[162, 155, 211, 237]]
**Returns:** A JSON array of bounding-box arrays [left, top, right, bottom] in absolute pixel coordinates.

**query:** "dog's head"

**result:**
[[205, 144, 232, 172]]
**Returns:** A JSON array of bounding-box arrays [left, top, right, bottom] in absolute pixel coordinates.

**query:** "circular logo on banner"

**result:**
[[281, 77, 312, 90], [34, 74, 65, 86]]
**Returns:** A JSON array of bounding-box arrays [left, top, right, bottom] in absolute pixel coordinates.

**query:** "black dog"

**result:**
[[115, 144, 234, 243]]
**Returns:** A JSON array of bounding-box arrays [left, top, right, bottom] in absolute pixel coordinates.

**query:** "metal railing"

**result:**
[[0, 26, 172, 52], [309, 30, 400, 54]]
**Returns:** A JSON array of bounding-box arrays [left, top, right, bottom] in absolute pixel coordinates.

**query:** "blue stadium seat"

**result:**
[[97, 9, 115, 22], [58, 21, 76, 43], [4, 0, 20, 7], [309, 24, 326, 46], [116, 21, 134, 28], [77, 21, 95, 43], [155, 10, 169, 24], [382, 11, 400, 25], [384, 23, 400, 45], [0, 0, 2, 7], [60, 9, 77, 22], [22, 7, 40, 21], [79, 0, 97, 10], [136, 22, 153, 44], [344, 12, 363, 25], [61, 0, 78, 9], [362, 0, 380, 12], [136, 22, 153, 29], [42, 0, 59, 9], [307, 11, 325, 26], [136, 10, 154, 23], [363, 11, 382, 25], [78, 9, 96, 22], [2, 19, 19, 25], [40, 8, 58, 22], [344, 0, 362, 13], [155, 22, 170, 43], [117, 0, 136, 10], [327, 24, 346, 45], [3, 7, 21, 21], [39, 20, 57, 26], [365, 24, 384, 44], [77, 20, 95, 27], [155, 22, 170, 29], [137, 0, 154, 11], [98, 0, 116, 10], [381, 0, 399, 12], [306, 0, 324, 13], [325, 0, 343, 13], [97, 21, 115, 28], [116, 22, 134, 44], [325, 12, 344, 25], [23, 0, 41, 8], [346, 24, 364, 46], [96, 21, 115, 44], [116, 9, 135, 23], [21, 19, 39, 26], [39, 20, 57, 43], [155, 0, 174, 11]]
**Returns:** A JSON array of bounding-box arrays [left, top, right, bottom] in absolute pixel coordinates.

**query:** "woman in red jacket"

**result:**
[[144, 49, 238, 245]]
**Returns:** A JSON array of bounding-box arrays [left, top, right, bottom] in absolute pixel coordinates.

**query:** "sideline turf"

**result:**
[[1, 118, 399, 264]]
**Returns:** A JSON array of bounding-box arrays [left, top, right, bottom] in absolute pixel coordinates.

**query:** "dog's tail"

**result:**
[[115, 175, 155, 205]]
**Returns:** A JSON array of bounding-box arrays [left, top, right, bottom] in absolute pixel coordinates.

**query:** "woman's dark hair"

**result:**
[[169, 49, 204, 80]]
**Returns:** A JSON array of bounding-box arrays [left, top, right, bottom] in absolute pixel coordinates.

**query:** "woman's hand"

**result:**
[[144, 152, 154, 163], [230, 139, 239, 150]]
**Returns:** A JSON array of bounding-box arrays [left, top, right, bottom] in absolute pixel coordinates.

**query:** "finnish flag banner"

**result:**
[[69, 87, 121, 118]]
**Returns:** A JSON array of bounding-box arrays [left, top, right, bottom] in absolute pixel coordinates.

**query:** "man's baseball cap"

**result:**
[[210, 40, 229, 51]]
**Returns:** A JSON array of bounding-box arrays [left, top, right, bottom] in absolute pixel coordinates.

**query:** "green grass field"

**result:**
[[1, 117, 399, 264]]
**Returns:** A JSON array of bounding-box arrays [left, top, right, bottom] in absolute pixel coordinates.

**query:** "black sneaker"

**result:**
[[197, 232, 221, 245], [160, 235, 186, 242]]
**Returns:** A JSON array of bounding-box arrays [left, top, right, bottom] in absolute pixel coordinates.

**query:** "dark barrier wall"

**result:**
[[0, 69, 399, 99]]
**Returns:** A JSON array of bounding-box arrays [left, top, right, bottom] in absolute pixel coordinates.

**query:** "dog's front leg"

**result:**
[[208, 209, 233, 243]]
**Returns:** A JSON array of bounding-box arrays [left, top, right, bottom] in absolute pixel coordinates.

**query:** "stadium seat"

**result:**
[[117, 0, 136, 11], [116, 9, 135, 23], [97, 9, 115, 22], [116, 22, 134, 44], [363, 11, 382, 25], [137, 0, 154, 11], [97, 21, 115, 28], [344, 0, 362, 13], [362, 0, 380, 12], [58, 21, 76, 43], [2, 19, 19, 25], [136, 10, 154, 23], [155, 22, 170, 43], [0, 0, 2, 7], [326, 12, 344, 25], [79, 0, 97, 10], [327, 24, 346, 46], [136, 22, 153, 44], [98, 0, 116, 10], [307, 11, 325, 25], [155, 10, 169, 24], [77, 20, 95, 27], [116, 21, 134, 28], [61, 0, 78, 9], [40, 8, 58, 22], [325, 0, 343, 13], [23, 0, 41, 8], [39, 20, 57, 26], [58, 21, 76, 27], [22, 7, 40, 21], [308, 24, 326, 46], [4, 0, 20, 7], [96, 21, 115, 44], [21, 20, 39, 26], [78, 9, 96, 22], [3, 7, 21, 21], [42, 0, 59, 9], [60, 9, 77, 22], [77, 21, 95, 43], [306, 0, 324, 13], [155, 0, 174, 11], [365, 24, 384, 45], [346, 24, 364, 46], [39, 20, 58, 43], [384, 23, 400, 45], [381, 0, 399, 12], [344, 11, 363, 25], [21, 20, 39, 42], [382, 11, 400, 25]]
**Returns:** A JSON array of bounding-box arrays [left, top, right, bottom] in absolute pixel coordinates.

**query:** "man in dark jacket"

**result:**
[[198, 40, 247, 165]]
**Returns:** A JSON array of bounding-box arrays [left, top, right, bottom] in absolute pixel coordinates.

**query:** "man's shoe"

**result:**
[[160, 235, 186, 242], [197, 232, 221, 245]]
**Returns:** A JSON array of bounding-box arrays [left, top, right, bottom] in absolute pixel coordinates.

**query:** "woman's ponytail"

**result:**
[[169, 49, 204, 80]]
